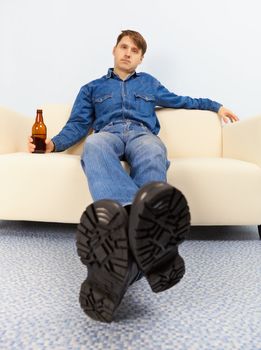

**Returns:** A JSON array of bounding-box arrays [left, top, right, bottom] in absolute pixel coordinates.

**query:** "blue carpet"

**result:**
[[0, 221, 260, 350]]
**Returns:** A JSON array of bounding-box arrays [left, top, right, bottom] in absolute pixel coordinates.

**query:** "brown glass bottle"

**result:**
[[32, 109, 47, 153]]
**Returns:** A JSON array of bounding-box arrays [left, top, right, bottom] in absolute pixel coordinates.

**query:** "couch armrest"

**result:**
[[0, 107, 33, 153], [223, 115, 261, 167]]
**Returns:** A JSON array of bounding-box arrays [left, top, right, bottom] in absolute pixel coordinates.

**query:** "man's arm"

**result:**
[[155, 81, 239, 123], [27, 85, 94, 153], [51, 85, 94, 152]]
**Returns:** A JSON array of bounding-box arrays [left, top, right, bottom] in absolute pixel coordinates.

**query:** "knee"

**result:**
[[151, 142, 167, 157], [141, 138, 167, 159]]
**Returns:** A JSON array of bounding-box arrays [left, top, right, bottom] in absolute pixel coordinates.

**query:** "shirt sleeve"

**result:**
[[51, 85, 94, 152], [155, 80, 222, 112]]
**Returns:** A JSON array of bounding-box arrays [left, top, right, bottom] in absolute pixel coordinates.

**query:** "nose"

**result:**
[[125, 48, 131, 57]]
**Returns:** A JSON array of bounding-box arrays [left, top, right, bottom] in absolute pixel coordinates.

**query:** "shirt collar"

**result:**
[[106, 68, 140, 79]]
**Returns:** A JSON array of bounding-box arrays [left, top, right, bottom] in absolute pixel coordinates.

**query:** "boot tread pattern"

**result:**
[[79, 280, 115, 323], [76, 205, 128, 282], [133, 186, 190, 293], [76, 201, 129, 322]]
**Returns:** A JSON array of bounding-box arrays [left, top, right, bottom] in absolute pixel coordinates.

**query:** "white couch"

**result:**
[[0, 105, 260, 237]]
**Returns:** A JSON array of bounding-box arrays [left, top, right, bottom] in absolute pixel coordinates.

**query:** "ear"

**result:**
[[140, 55, 144, 63], [112, 46, 116, 56]]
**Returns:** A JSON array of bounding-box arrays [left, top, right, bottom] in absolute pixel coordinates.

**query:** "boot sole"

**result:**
[[76, 200, 129, 322], [129, 182, 190, 293]]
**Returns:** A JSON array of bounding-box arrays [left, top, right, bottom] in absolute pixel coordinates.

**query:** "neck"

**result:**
[[113, 67, 134, 81]]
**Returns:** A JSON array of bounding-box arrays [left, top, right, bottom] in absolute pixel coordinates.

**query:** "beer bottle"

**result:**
[[32, 109, 47, 153]]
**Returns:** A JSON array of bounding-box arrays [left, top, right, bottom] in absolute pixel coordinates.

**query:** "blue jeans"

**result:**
[[81, 119, 170, 205]]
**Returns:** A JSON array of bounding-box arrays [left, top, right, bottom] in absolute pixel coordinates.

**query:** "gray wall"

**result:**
[[1, 0, 260, 119]]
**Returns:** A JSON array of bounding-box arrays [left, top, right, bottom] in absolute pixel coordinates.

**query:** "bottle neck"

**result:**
[[36, 109, 43, 123]]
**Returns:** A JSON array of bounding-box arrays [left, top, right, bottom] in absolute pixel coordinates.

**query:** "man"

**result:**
[[28, 30, 239, 323]]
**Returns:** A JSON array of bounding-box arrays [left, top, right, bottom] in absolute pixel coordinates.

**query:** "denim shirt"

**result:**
[[52, 68, 222, 152]]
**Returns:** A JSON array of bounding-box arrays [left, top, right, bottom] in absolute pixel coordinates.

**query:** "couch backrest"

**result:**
[[157, 108, 222, 157], [41, 104, 222, 157]]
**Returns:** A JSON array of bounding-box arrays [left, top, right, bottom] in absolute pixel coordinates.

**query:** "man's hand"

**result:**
[[218, 106, 239, 124], [27, 137, 55, 153]]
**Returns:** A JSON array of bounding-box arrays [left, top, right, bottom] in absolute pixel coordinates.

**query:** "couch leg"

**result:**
[[258, 225, 261, 239]]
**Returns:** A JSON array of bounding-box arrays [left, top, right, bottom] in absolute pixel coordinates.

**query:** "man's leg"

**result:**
[[77, 129, 141, 322], [81, 131, 138, 205], [125, 130, 170, 187], [125, 128, 190, 292]]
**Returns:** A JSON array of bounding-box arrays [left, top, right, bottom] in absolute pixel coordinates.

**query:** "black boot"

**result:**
[[76, 199, 138, 323], [128, 182, 190, 293]]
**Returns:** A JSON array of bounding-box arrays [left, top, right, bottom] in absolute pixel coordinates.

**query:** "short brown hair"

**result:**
[[116, 30, 147, 56]]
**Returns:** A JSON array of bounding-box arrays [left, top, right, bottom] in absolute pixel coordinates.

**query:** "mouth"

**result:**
[[121, 59, 131, 64]]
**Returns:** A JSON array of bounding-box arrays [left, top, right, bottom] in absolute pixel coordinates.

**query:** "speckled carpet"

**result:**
[[0, 221, 260, 350]]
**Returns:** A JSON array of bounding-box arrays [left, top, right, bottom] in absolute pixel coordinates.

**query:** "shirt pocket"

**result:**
[[93, 93, 113, 116], [134, 93, 156, 116]]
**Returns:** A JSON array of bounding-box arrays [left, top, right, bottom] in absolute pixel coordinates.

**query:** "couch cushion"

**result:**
[[167, 157, 261, 225], [0, 152, 90, 223], [1, 153, 260, 225], [157, 108, 222, 158]]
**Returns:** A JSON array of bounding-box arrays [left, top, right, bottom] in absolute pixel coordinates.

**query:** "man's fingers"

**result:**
[[219, 107, 239, 123], [27, 135, 35, 153], [230, 112, 239, 121], [225, 112, 239, 123]]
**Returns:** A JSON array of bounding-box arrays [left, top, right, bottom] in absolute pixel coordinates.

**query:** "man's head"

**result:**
[[115, 30, 147, 56], [113, 30, 147, 77]]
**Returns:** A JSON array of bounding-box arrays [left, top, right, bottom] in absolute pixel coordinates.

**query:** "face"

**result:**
[[113, 36, 143, 74]]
